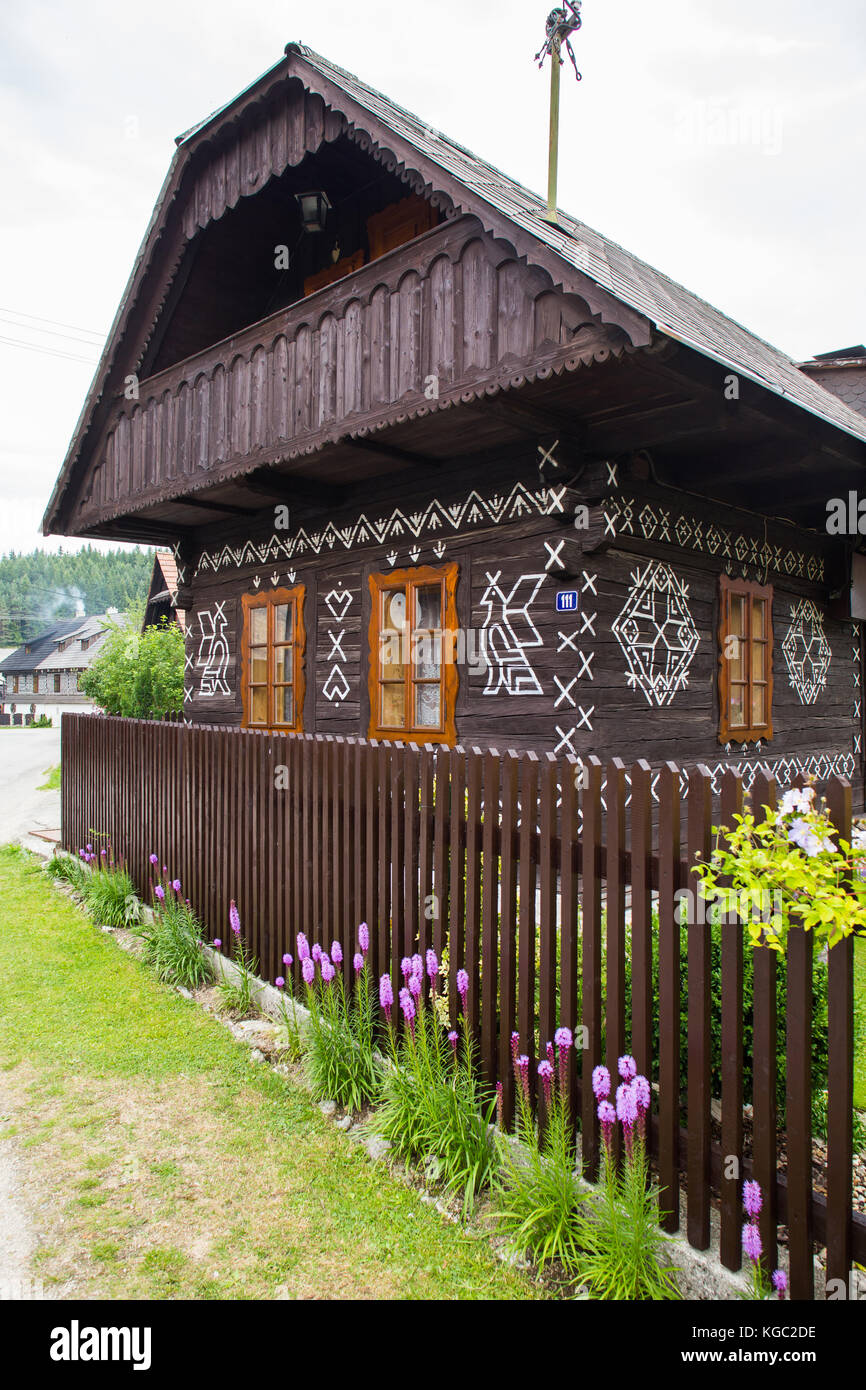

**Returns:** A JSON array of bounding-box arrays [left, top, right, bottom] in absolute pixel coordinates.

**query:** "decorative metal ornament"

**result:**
[[535, 2, 583, 78]]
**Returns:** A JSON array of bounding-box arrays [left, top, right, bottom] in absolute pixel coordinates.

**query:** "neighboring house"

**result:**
[[0, 616, 112, 726], [142, 549, 186, 632], [40, 44, 866, 802], [799, 345, 866, 419]]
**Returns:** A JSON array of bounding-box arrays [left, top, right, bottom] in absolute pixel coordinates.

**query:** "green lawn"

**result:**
[[37, 764, 61, 791], [0, 846, 533, 1301]]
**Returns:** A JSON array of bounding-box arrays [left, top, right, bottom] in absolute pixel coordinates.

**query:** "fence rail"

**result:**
[[61, 713, 864, 1297]]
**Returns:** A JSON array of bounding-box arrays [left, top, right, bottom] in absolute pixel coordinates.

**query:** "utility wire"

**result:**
[[0, 314, 105, 348], [0, 306, 105, 340], [0, 334, 99, 366]]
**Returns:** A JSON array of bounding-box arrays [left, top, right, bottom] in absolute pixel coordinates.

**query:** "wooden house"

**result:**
[[142, 549, 186, 632], [42, 44, 866, 804]]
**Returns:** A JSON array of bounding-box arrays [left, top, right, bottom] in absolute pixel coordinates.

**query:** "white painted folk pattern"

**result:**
[[781, 599, 832, 705], [612, 561, 699, 707], [196, 603, 231, 697], [479, 572, 546, 696]]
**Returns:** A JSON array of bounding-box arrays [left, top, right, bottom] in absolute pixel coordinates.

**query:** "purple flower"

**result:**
[[538, 1059, 554, 1107], [100, 849, 107, 858], [448, 1030, 459, 1053], [229, 900, 241, 936], [331, 941, 343, 966], [592, 1065, 611, 1101], [496, 1081, 504, 1129], [321, 959, 335, 984], [149, 853, 159, 866], [771, 1269, 787, 1299], [742, 1222, 762, 1264], [554, 1026, 573, 1051], [616, 1082, 638, 1129], [425, 949, 438, 984], [86, 844, 92, 854], [154, 885, 165, 901], [78, 849, 85, 858], [411, 953, 423, 980], [296, 933, 310, 961], [598, 1099, 616, 1155], [515, 1054, 530, 1102], [275, 977, 285, 989], [399, 988, 416, 1035], [358, 922, 370, 954], [408, 972, 422, 999], [213, 938, 222, 949], [456, 969, 469, 1004], [353, 952, 364, 975], [312, 943, 322, 963], [634, 1074, 651, 1112], [743, 1180, 763, 1219], [283, 953, 293, 968], [399, 956, 411, 978], [379, 974, 393, 1018], [302, 957, 315, 986], [172, 879, 181, 893], [510, 1031, 520, 1062], [618, 1054, 637, 1082]]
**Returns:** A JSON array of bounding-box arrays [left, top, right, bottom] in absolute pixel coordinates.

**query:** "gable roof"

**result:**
[[42, 43, 866, 536], [0, 617, 109, 674]]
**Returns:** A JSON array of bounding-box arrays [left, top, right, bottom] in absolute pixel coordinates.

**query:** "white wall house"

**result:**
[[0, 616, 113, 726]]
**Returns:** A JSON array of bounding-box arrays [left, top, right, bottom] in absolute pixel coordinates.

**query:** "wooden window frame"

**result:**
[[718, 574, 774, 744], [303, 249, 365, 298], [366, 195, 436, 261], [367, 563, 459, 746], [241, 585, 307, 733]]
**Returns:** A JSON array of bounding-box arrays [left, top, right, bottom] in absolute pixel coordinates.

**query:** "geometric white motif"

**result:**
[[323, 666, 351, 703], [781, 599, 831, 705], [479, 572, 546, 696], [324, 589, 353, 622], [321, 588, 354, 707], [196, 603, 231, 696], [611, 562, 699, 707]]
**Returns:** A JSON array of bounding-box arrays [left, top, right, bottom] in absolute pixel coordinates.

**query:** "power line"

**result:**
[[0, 306, 105, 340], [0, 334, 99, 366], [0, 314, 105, 349]]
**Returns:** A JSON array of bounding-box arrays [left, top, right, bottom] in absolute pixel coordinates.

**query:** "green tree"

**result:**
[[80, 609, 184, 719]]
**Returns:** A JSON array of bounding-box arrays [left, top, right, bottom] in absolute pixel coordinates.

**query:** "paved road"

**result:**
[[0, 729, 62, 846]]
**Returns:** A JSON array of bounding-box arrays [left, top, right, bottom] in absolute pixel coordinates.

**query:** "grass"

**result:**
[[0, 845, 534, 1301], [37, 764, 61, 791]]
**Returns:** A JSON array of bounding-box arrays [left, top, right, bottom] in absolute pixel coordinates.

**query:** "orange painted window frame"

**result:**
[[367, 563, 459, 746], [241, 585, 307, 733], [718, 574, 774, 744]]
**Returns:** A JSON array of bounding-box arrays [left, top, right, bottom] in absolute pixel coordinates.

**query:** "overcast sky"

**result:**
[[1, 0, 864, 557]]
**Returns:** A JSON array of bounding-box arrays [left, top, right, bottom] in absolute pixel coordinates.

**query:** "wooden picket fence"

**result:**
[[60, 712, 864, 1298]]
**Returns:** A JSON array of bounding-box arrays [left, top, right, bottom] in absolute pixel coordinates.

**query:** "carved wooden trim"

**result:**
[[240, 584, 306, 732], [366, 562, 458, 746], [718, 573, 774, 744]]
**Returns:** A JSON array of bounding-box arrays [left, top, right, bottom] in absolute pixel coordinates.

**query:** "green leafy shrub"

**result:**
[[300, 929, 382, 1114], [214, 901, 259, 1016], [811, 1088, 866, 1153], [45, 851, 89, 892], [138, 864, 210, 990], [79, 608, 183, 719], [372, 960, 496, 1213]]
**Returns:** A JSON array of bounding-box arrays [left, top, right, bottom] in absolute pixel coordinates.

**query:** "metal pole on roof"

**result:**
[[535, 3, 584, 227]]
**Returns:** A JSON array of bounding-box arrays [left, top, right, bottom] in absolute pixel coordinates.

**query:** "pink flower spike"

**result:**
[[275, 977, 285, 989], [616, 1082, 638, 1131], [301, 958, 315, 986], [743, 1181, 763, 1219], [400, 956, 412, 978], [425, 949, 438, 983], [592, 1065, 611, 1101], [456, 969, 469, 1005], [379, 974, 393, 1017], [149, 854, 159, 866], [742, 1222, 762, 1265], [448, 1030, 459, 1052], [353, 952, 364, 975], [618, 1054, 637, 1082], [633, 1075, 651, 1112], [229, 900, 241, 936], [331, 941, 343, 967], [538, 1059, 554, 1108], [283, 953, 293, 968], [312, 943, 322, 963], [296, 933, 310, 961], [321, 959, 335, 984], [771, 1269, 787, 1299], [213, 939, 222, 949], [598, 1099, 616, 1156], [510, 1032, 520, 1062], [358, 922, 370, 954], [408, 972, 421, 999]]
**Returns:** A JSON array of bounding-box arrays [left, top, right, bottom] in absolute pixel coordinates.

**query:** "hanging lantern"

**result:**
[[295, 190, 332, 233]]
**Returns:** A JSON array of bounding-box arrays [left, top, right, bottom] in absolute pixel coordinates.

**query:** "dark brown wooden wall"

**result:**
[[181, 451, 863, 802]]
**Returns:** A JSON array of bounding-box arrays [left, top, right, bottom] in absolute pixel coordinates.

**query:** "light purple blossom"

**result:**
[[399, 988, 416, 1034], [275, 977, 285, 989], [448, 1030, 459, 1053], [213, 939, 222, 949], [618, 1054, 637, 1082], [538, 1059, 554, 1107], [554, 1026, 573, 1051], [86, 844, 92, 854], [742, 1222, 762, 1264], [321, 958, 335, 984], [592, 1065, 611, 1101], [771, 1269, 787, 1299], [353, 952, 364, 975], [229, 900, 241, 936], [154, 885, 165, 901], [408, 972, 422, 999], [598, 1100, 616, 1155], [302, 957, 315, 986], [515, 1054, 530, 1102], [634, 1075, 651, 1112], [379, 974, 393, 1018], [511, 1031, 520, 1061], [358, 922, 370, 954], [425, 949, 439, 983], [400, 956, 412, 978], [616, 1082, 638, 1130], [331, 941, 343, 966], [743, 1181, 762, 1219], [296, 933, 310, 961], [312, 943, 322, 963], [149, 853, 159, 865], [496, 1081, 504, 1129], [456, 969, 469, 1003], [283, 953, 293, 968]]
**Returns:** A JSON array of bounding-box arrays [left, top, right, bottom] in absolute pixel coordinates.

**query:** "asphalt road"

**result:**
[[0, 728, 62, 846]]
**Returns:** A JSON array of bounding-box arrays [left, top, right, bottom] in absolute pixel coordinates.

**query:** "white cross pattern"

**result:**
[[555, 725, 578, 756], [557, 631, 579, 653], [580, 611, 597, 637], [554, 675, 577, 709], [575, 705, 595, 730], [605, 461, 619, 487], [544, 539, 566, 572], [538, 440, 561, 472], [328, 631, 346, 662], [581, 572, 598, 596], [576, 651, 595, 681]]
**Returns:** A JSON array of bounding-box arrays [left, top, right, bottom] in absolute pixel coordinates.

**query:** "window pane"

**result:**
[[384, 589, 407, 632], [729, 636, 746, 681], [274, 686, 294, 726], [381, 683, 406, 728], [729, 686, 745, 727], [414, 683, 441, 728], [413, 628, 441, 679], [731, 595, 747, 637], [751, 685, 766, 726], [250, 607, 267, 644], [752, 599, 766, 640], [273, 646, 293, 685], [273, 604, 293, 645], [415, 585, 441, 630], [250, 646, 268, 684], [751, 640, 766, 683], [250, 687, 268, 724]]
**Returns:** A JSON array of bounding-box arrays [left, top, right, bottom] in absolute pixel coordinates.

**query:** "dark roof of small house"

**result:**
[[41, 44, 866, 536], [0, 616, 110, 674], [801, 345, 866, 369]]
